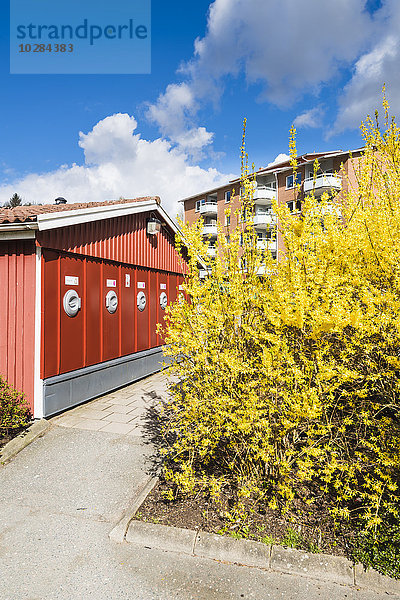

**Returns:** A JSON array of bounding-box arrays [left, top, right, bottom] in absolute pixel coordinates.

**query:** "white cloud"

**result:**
[[146, 83, 214, 158], [267, 153, 290, 167], [332, 1, 400, 135], [0, 114, 233, 218], [294, 106, 325, 129], [147, 0, 374, 149]]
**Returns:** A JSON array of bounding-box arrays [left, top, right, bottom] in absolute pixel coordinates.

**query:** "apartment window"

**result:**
[[224, 190, 231, 203], [226, 235, 230, 243], [287, 200, 302, 213], [225, 215, 230, 227], [195, 199, 206, 212], [286, 173, 302, 189]]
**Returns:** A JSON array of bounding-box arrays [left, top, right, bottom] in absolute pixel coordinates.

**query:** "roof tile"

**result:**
[[0, 197, 160, 225]]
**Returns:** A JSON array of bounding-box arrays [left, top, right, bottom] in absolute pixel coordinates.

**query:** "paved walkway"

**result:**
[[52, 371, 171, 436], [0, 372, 391, 600]]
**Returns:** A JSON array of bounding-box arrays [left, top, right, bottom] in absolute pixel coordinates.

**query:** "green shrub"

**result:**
[[0, 375, 31, 433], [351, 515, 400, 579]]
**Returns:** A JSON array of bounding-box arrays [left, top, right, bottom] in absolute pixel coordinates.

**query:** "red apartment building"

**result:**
[[181, 148, 363, 260]]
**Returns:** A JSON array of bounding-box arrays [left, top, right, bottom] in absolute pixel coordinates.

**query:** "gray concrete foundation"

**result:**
[[43, 346, 168, 417]]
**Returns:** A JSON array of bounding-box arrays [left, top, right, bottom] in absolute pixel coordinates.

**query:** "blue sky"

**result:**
[[0, 0, 397, 214]]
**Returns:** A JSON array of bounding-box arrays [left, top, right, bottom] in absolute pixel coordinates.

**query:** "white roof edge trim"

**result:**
[[259, 147, 365, 175], [0, 229, 36, 241], [155, 204, 182, 237], [179, 182, 232, 204], [0, 222, 38, 231], [36, 199, 160, 231]]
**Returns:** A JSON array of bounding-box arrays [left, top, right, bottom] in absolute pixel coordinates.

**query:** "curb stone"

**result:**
[[354, 563, 400, 597], [109, 476, 159, 543], [0, 419, 51, 465], [195, 530, 271, 569], [270, 544, 354, 587], [121, 480, 400, 597]]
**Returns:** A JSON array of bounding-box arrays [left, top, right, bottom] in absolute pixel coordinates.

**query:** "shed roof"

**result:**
[[0, 197, 159, 224]]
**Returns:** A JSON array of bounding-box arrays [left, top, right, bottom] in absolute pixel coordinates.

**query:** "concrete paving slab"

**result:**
[[109, 396, 140, 406], [105, 404, 140, 414], [99, 422, 138, 434], [77, 409, 113, 420], [73, 418, 108, 430], [106, 412, 138, 424], [55, 416, 83, 428]]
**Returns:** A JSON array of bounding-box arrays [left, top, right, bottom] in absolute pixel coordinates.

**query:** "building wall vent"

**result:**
[[137, 291, 146, 311], [159, 292, 168, 310], [105, 290, 118, 314], [63, 289, 81, 317]]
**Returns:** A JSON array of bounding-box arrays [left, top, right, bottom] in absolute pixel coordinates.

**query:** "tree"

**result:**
[[4, 193, 23, 208]]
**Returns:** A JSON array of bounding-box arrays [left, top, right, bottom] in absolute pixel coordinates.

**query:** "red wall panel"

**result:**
[[102, 263, 120, 362], [157, 272, 168, 346], [136, 267, 149, 352], [42, 250, 60, 379], [85, 259, 102, 367], [149, 270, 158, 349], [60, 255, 85, 373], [0, 240, 36, 412], [120, 265, 136, 357]]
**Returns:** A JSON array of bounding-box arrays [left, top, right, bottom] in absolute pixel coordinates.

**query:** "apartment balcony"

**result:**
[[257, 239, 277, 251], [257, 265, 278, 276], [253, 186, 277, 204], [201, 224, 218, 238], [253, 213, 276, 228], [313, 203, 343, 218], [303, 174, 342, 196], [199, 202, 218, 216]]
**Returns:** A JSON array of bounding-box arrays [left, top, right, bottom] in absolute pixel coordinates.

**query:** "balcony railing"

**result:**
[[253, 213, 276, 227], [303, 174, 342, 195], [201, 224, 218, 237], [253, 185, 277, 203], [206, 246, 216, 257], [199, 202, 218, 216], [257, 239, 277, 250]]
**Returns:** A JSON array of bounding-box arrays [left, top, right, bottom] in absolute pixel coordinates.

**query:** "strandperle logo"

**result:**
[[16, 19, 148, 46], [10, 0, 151, 74]]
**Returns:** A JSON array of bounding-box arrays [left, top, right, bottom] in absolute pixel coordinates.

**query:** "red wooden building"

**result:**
[[0, 197, 185, 418]]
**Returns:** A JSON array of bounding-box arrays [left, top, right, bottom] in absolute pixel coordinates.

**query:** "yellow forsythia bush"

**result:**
[[160, 100, 400, 532]]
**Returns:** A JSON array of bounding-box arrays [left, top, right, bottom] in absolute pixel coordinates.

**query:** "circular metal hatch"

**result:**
[[105, 290, 118, 314], [63, 289, 81, 317], [137, 291, 146, 312], [159, 292, 168, 310]]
